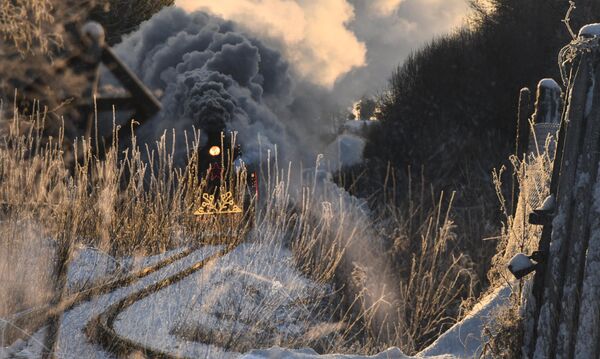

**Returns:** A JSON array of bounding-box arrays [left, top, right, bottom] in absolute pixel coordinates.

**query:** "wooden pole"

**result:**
[[523, 77, 574, 358], [533, 79, 563, 125], [517, 88, 533, 158], [512, 88, 532, 216], [533, 52, 591, 359], [574, 62, 600, 359], [555, 59, 600, 359], [574, 144, 600, 357]]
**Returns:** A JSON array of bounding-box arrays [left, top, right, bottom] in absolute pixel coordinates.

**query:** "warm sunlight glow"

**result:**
[[175, 0, 470, 89], [4, 0, 548, 357]]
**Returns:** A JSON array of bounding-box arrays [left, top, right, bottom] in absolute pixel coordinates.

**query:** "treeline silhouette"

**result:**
[[366, 0, 596, 192], [349, 0, 600, 289]]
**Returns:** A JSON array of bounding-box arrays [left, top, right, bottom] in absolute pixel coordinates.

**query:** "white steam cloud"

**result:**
[[176, 0, 366, 88], [371, 0, 404, 16], [336, 0, 469, 102], [175, 0, 469, 95]]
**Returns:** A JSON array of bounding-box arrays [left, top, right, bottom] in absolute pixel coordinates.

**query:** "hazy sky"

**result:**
[[175, 0, 470, 99]]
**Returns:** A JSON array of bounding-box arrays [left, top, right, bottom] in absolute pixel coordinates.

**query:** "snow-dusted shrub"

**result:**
[[480, 293, 523, 358], [475, 131, 555, 357], [365, 187, 477, 354]]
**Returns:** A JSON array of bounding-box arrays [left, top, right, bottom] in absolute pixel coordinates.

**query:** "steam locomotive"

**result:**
[[69, 21, 258, 215], [199, 129, 258, 215]]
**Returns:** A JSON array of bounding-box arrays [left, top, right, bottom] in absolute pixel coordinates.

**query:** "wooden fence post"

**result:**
[[533, 52, 592, 359], [513, 88, 532, 216], [520, 78, 563, 357], [517, 87, 533, 158], [554, 60, 600, 359], [573, 50, 600, 359], [529, 79, 563, 157], [532, 79, 563, 125], [574, 118, 600, 357]]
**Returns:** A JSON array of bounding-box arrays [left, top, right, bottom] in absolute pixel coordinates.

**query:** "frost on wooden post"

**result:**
[[533, 212, 566, 359], [555, 50, 600, 359], [579, 23, 600, 38], [539, 194, 556, 212], [530, 26, 600, 359], [508, 253, 534, 273], [585, 76, 596, 119], [529, 79, 562, 157], [533, 79, 562, 125], [81, 21, 106, 46], [533, 48, 592, 359], [574, 164, 600, 357]]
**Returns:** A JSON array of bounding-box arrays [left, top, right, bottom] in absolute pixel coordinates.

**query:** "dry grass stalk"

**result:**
[[0, 103, 477, 355], [479, 132, 556, 357]]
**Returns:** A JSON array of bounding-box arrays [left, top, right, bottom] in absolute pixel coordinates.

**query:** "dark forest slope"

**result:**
[[366, 0, 599, 194]]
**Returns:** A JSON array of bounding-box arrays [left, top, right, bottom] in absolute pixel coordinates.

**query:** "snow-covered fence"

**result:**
[[522, 25, 600, 359]]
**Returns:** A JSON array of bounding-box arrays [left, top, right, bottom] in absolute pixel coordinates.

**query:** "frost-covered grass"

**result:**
[[0, 105, 478, 357], [0, 222, 55, 319], [0, 105, 357, 354], [489, 139, 555, 287], [419, 284, 511, 358], [479, 133, 556, 357], [373, 198, 476, 354]]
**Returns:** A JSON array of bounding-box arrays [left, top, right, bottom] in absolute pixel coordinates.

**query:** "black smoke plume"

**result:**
[[106, 6, 391, 336], [109, 7, 363, 169]]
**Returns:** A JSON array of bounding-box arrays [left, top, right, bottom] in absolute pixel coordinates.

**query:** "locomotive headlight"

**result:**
[[209, 146, 221, 157]]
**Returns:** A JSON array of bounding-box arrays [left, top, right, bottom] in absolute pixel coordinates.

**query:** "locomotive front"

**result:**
[[194, 128, 258, 217]]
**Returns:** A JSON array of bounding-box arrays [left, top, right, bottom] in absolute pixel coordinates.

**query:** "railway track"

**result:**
[[85, 243, 240, 358], [4, 246, 197, 342], [3, 241, 241, 359]]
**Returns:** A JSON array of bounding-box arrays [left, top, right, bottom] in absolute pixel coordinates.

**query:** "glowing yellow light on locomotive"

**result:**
[[209, 146, 221, 157]]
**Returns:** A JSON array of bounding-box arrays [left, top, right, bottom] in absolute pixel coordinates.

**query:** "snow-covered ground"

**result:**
[[1, 239, 512, 359], [56, 245, 222, 358], [113, 241, 327, 358], [238, 285, 512, 359], [241, 347, 423, 358], [418, 285, 512, 358], [0, 326, 48, 359], [0, 245, 222, 359], [65, 245, 123, 294], [65, 245, 189, 293]]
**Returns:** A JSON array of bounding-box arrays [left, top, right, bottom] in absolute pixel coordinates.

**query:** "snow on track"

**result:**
[[54, 245, 223, 359], [0, 326, 47, 359], [111, 241, 325, 358], [3, 242, 508, 359]]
